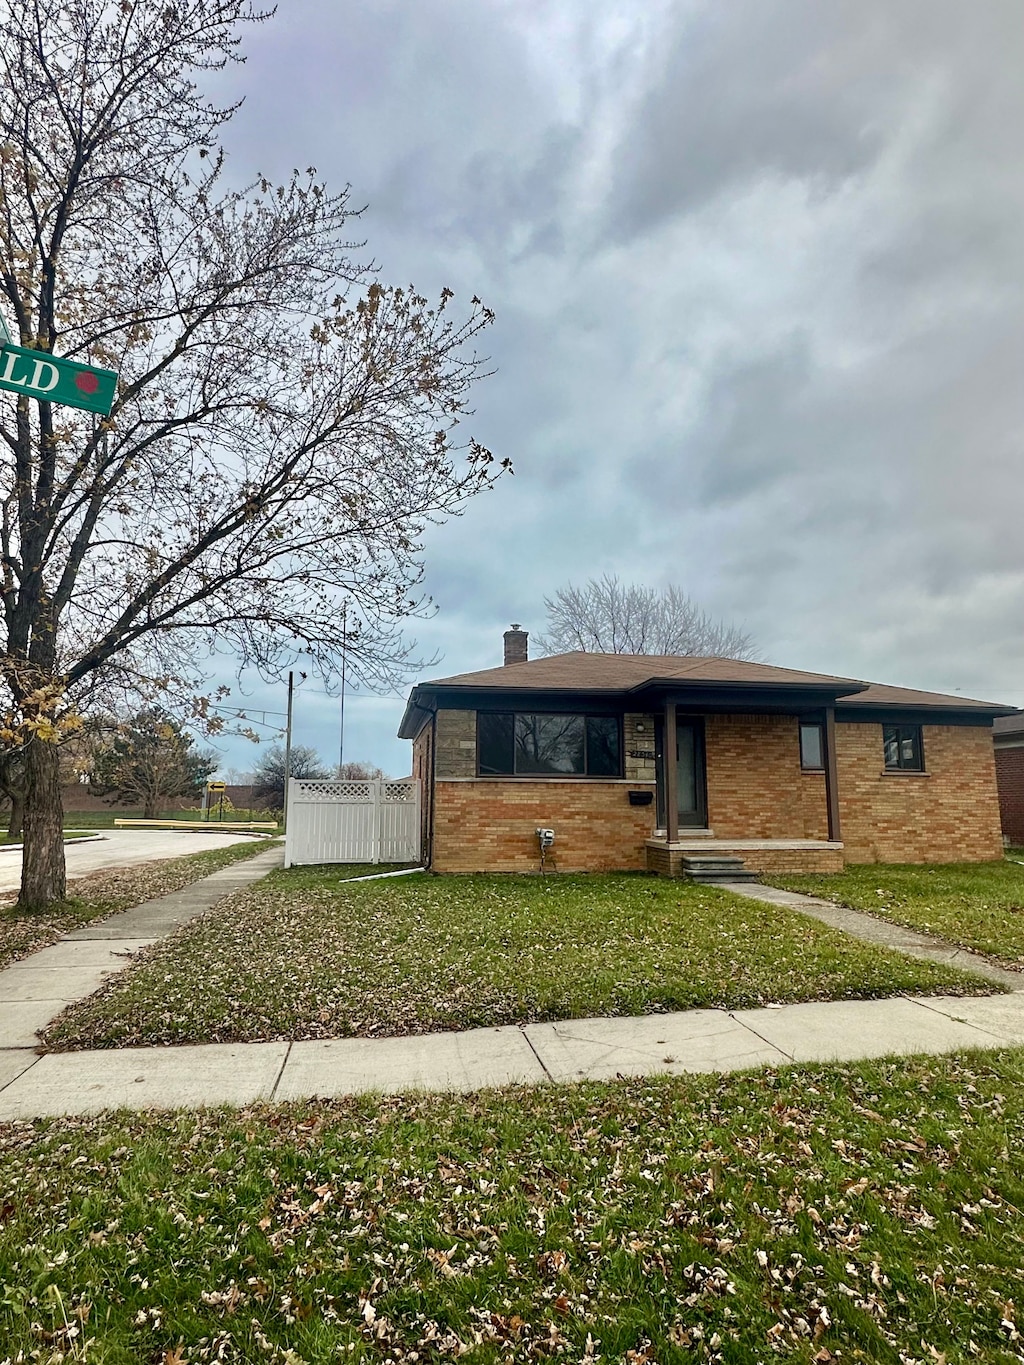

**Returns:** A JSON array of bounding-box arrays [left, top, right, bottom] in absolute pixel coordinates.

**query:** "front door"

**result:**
[[655, 716, 707, 829]]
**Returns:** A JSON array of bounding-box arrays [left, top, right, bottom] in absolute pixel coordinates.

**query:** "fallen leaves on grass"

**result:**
[[777, 861, 1024, 969], [2, 1052, 1024, 1361], [44, 870, 992, 1051], [0, 839, 276, 971]]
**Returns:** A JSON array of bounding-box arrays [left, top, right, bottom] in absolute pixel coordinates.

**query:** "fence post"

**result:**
[[283, 778, 294, 868], [371, 778, 381, 864]]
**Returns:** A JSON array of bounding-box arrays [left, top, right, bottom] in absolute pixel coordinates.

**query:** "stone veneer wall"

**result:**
[[623, 714, 657, 782], [835, 722, 1003, 864], [412, 723, 433, 864], [703, 714, 828, 840], [433, 710, 477, 778]]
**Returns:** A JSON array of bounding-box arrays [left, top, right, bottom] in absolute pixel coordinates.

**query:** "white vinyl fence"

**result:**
[[284, 778, 421, 868]]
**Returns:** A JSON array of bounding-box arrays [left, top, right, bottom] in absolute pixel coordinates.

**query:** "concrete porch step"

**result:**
[[682, 854, 760, 884]]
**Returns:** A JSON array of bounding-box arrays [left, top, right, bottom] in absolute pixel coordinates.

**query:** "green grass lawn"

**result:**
[[0, 829, 94, 846], [62, 808, 281, 829], [773, 859, 1024, 970], [0, 838, 278, 971], [3, 1049, 1024, 1362], [44, 869, 993, 1052]]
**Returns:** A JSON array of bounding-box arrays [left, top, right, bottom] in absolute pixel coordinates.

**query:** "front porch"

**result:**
[[645, 837, 845, 878], [647, 689, 845, 879]]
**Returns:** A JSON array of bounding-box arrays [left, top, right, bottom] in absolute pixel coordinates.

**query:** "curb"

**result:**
[[0, 833, 107, 854]]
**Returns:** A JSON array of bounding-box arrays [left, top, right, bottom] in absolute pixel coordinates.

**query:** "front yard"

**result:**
[[2, 1049, 1024, 1363], [774, 858, 1024, 969], [43, 867, 993, 1051]]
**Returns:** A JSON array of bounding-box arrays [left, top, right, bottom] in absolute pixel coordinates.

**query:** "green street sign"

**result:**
[[0, 342, 118, 416]]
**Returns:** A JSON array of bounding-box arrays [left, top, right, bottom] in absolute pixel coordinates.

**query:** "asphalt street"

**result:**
[[0, 828, 258, 893]]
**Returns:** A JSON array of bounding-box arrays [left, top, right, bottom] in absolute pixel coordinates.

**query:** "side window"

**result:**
[[883, 724, 924, 771], [799, 722, 824, 770]]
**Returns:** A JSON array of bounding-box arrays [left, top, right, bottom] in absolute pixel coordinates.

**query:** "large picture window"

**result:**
[[883, 724, 924, 772], [478, 712, 621, 777]]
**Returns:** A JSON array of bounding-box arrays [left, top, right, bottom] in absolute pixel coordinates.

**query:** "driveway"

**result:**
[[0, 828, 260, 894]]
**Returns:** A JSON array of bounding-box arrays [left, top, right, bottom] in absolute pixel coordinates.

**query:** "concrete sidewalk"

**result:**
[[3, 990, 1024, 1119], [1, 860, 1023, 1120]]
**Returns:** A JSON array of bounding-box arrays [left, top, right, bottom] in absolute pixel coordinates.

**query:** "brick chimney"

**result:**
[[503, 624, 528, 666]]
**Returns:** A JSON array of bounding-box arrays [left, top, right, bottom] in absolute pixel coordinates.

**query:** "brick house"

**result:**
[[994, 715, 1024, 845], [399, 628, 1014, 875]]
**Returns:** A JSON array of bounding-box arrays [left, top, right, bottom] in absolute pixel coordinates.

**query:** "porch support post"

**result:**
[[824, 705, 841, 842], [664, 698, 679, 844]]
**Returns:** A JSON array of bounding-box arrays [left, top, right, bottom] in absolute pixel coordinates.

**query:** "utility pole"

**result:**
[[338, 604, 347, 777], [282, 670, 294, 831]]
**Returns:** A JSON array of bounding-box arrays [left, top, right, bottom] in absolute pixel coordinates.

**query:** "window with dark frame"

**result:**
[[882, 724, 924, 772], [477, 712, 622, 777], [799, 721, 825, 770]]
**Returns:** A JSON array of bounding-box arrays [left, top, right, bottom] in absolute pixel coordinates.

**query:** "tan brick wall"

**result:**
[[836, 722, 1003, 863], [434, 710, 476, 778], [704, 714, 828, 840], [995, 744, 1024, 845], [417, 708, 1002, 871], [645, 844, 843, 877], [749, 846, 844, 874], [432, 779, 657, 872]]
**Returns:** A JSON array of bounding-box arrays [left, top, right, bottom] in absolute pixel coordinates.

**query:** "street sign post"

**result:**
[[0, 341, 117, 416], [207, 780, 227, 822]]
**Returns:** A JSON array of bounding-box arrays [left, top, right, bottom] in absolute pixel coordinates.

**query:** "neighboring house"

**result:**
[[994, 715, 1024, 845], [399, 627, 1014, 875]]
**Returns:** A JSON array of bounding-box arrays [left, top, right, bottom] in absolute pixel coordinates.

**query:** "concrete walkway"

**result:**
[[0, 866, 1023, 1120], [720, 880, 1024, 988], [0, 845, 284, 1052]]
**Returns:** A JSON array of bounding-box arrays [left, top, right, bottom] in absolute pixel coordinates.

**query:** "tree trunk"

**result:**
[[7, 795, 24, 840], [20, 741, 66, 909], [144, 797, 158, 819]]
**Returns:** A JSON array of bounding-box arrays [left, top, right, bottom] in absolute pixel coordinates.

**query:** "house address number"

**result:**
[[627, 747, 656, 760]]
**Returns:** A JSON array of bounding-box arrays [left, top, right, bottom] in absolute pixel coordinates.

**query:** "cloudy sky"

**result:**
[[203, 0, 1024, 778]]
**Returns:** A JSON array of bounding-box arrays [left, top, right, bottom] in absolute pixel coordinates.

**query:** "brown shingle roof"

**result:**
[[423, 653, 867, 692], [399, 652, 1015, 737], [842, 682, 1013, 711]]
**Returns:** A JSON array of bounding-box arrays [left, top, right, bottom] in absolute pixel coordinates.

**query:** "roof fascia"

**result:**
[[627, 676, 869, 700], [397, 699, 435, 741], [836, 704, 1014, 726]]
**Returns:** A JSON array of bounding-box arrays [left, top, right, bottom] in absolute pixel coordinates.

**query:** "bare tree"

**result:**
[[0, 1, 508, 906], [335, 761, 387, 780], [251, 744, 327, 814], [535, 576, 758, 659]]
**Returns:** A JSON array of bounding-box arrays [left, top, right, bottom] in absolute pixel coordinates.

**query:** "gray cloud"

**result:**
[[201, 0, 1024, 774]]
